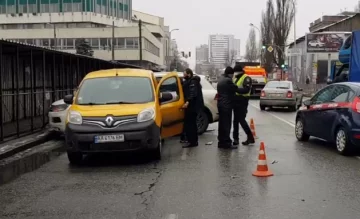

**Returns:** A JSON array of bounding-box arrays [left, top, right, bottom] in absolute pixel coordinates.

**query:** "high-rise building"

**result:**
[[196, 44, 209, 63], [209, 34, 240, 68], [233, 39, 241, 58], [0, 1, 167, 69]]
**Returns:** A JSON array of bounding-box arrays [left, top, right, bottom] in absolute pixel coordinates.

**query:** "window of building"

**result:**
[[125, 38, 138, 49], [90, 38, 99, 49], [42, 39, 50, 47], [117, 38, 125, 49], [100, 38, 108, 50]]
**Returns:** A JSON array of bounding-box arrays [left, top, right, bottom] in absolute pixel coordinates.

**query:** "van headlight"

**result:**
[[68, 110, 82, 125], [137, 108, 155, 122]]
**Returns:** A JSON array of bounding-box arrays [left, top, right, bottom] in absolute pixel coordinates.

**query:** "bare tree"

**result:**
[[224, 50, 237, 67], [272, 0, 295, 67], [260, 0, 275, 73], [245, 28, 258, 62]]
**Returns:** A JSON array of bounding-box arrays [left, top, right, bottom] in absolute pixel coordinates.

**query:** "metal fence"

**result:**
[[0, 40, 139, 142]]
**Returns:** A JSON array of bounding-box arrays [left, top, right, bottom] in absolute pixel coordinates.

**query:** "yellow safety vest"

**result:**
[[233, 74, 251, 96]]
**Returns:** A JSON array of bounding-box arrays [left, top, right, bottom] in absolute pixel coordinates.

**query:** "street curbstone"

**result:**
[[0, 140, 65, 185], [0, 130, 56, 160]]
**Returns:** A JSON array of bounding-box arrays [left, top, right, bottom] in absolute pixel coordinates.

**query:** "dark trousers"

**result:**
[[184, 110, 198, 144], [217, 106, 232, 145], [233, 101, 253, 141]]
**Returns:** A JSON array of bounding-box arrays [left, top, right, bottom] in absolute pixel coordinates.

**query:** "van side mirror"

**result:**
[[64, 94, 74, 104], [303, 99, 311, 106]]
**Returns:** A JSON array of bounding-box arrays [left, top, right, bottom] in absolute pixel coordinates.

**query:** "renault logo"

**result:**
[[105, 116, 114, 126]]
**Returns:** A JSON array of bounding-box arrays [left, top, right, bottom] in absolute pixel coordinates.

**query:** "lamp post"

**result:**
[[250, 23, 262, 66]]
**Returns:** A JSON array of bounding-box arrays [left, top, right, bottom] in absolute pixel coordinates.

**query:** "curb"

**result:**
[[0, 140, 65, 185], [0, 130, 55, 160]]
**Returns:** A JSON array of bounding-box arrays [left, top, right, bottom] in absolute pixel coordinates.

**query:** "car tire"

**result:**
[[260, 104, 266, 111], [295, 118, 310, 141], [197, 110, 209, 135], [151, 138, 162, 160], [335, 127, 353, 156], [67, 151, 83, 165]]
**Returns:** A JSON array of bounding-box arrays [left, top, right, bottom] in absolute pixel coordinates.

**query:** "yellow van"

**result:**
[[63, 69, 184, 164]]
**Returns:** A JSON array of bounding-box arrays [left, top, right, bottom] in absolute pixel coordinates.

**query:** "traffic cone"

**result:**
[[250, 118, 258, 139], [252, 142, 273, 177]]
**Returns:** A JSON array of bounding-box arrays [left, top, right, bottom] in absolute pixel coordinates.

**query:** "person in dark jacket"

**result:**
[[232, 65, 255, 146], [182, 68, 204, 148], [216, 66, 240, 149]]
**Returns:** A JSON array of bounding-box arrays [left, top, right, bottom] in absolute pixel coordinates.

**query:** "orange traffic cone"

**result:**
[[250, 118, 258, 139], [252, 142, 273, 177]]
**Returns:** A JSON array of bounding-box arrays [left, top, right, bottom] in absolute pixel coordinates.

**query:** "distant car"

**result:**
[[308, 40, 325, 47], [154, 72, 219, 134], [295, 82, 360, 155], [260, 80, 303, 111], [48, 99, 71, 133]]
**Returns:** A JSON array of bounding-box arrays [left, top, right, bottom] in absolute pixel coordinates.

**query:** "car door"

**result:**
[[318, 85, 353, 140], [156, 73, 185, 139], [292, 83, 302, 104], [303, 86, 334, 137]]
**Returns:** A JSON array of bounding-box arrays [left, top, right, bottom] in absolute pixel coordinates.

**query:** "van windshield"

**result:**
[[76, 76, 154, 105]]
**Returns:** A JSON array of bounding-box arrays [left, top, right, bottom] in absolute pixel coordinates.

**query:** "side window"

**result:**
[[159, 76, 179, 103], [311, 86, 334, 104], [329, 85, 351, 103]]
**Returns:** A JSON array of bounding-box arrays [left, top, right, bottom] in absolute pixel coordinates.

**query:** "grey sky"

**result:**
[[133, 0, 357, 68]]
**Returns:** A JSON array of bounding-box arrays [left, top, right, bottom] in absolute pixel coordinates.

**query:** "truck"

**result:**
[[329, 30, 360, 83], [235, 62, 267, 96]]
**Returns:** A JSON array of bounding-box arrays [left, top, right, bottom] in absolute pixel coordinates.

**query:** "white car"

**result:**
[[154, 72, 219, 134], [308, 40, 325, 47], [48, 99, 71, 133], [48, 72, 219, 135]]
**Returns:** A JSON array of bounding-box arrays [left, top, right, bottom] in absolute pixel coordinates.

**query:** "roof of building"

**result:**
[[288, 13, 359, 48]]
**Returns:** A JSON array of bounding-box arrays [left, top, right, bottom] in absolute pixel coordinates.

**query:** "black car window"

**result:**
[[159, 76, 180, 102], [329, 85, 351, 103], [311, 86, 334, 104]]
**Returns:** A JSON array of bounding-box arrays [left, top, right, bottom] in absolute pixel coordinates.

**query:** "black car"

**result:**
[[295, 82, 360, 155]]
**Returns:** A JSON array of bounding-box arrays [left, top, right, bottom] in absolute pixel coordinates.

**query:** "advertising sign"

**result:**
[[306, 32, 351, 53]]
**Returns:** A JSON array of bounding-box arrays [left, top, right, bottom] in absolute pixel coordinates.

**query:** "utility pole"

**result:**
[[112, 21, 115, 61], [139, 19, 143, 67], [53, 23, 56, 49], [293, 0, 297, 79]]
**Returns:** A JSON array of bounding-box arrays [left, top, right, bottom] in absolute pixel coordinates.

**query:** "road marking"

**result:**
[[181, 148, 188, 160], [165, 214, 179, 219], [249, 103, 295, 128]]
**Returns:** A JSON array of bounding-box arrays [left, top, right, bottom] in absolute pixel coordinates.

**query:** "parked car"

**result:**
[[260, 80, 303, 111], [154, 72, 219, 134], [48, 99, 71, 133], [64, 69, 186, 163], [295, 82, 360, 155]]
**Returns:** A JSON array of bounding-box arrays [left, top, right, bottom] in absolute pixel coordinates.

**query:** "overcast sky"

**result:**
[[133, 0, 358, 68]]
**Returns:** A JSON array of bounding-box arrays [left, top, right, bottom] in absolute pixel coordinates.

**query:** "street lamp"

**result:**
[[249, 23, 262, 65]]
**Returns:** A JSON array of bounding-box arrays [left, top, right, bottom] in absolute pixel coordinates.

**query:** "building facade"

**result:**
[[208, 34, 240, 68], [0, 0, 168, 69], [196, 44, 209, 63]]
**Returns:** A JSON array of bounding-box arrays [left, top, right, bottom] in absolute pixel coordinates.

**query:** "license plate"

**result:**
[[271, 94, 282, 97], [94, 134, 124, 143]]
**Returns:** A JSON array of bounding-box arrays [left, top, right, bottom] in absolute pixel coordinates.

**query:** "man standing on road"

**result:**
[[182, 68, 204, 148], [216, 67, 238, 149], [232, 65, 255, 146]]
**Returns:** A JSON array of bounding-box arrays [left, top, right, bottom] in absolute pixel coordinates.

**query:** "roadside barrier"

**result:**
[[252, 142, 273, 177]]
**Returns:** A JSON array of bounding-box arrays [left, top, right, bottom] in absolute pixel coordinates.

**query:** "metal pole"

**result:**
[[53, 23, 56, 49], [112, 21, 115, 61], [139, 19, 143, 67], [293, 0, 296, 78], [0, 43, 3, 141]]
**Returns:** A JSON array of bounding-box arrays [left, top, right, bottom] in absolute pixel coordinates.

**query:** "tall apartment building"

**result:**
[[196, 44, 209, 63], [209, 34, 240, 68], [0, 0, 167, 69]]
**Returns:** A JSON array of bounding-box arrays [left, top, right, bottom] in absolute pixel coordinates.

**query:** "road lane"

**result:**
[[2, 108, 360, 218]]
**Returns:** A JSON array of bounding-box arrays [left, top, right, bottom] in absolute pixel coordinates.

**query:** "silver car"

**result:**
[[259, 80, 303, 111]]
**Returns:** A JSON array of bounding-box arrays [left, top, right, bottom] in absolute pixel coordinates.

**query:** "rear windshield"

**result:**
[[76, 76, 154, 105], [265, 81, 291, 89]]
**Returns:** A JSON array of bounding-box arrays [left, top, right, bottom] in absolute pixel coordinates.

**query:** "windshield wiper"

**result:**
[[105, 101, 136, 104], [276, 87, 289, 89]]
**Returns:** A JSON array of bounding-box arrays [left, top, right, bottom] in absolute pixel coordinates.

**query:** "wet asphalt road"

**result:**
[[2, 101, 360, 219]]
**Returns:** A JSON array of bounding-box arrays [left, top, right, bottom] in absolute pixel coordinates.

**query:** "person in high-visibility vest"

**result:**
[[232, 65, 255, 146]]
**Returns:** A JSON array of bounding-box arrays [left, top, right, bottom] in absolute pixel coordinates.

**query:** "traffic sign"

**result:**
[[267, 46, 273, 53]]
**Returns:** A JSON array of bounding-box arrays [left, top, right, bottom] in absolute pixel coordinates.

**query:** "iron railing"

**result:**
[[0, 40, 140, 142]]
